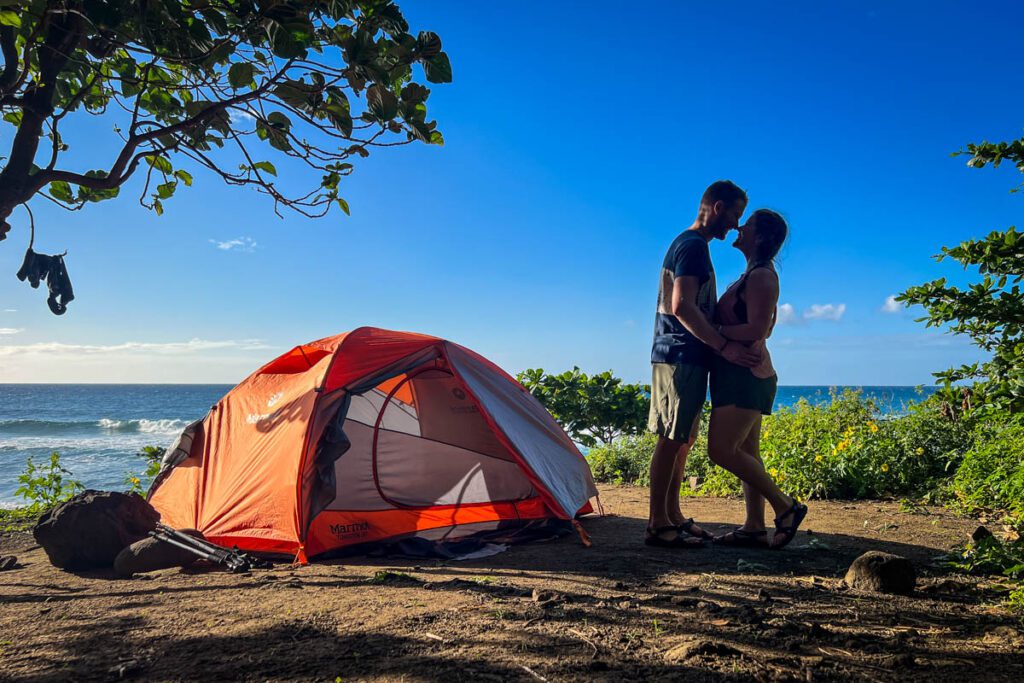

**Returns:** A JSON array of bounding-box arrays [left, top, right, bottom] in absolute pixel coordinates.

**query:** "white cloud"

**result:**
[[0, 328, 22, 335], [0, 338, 270, 357], [804, 303, 846, 322], [2, 309, 15, 313], [229, 108, 256, 124], [777, 303, 797, 325], [209, 237, 258, 252], [881, 295, 902, 314]]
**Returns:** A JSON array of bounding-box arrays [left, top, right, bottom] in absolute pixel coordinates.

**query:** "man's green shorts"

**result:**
[[647, 363, 708, 443]]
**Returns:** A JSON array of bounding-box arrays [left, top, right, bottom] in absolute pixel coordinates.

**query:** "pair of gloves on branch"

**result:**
[[16, 248, 75, 315]]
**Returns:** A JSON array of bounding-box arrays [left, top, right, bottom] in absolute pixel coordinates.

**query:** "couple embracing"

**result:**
[[647, 180, 807, 550]]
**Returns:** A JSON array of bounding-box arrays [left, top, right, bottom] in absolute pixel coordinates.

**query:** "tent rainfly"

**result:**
[[149, 327, 598, 562]]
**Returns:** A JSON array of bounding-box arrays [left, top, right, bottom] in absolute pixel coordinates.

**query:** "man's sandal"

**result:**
[[645, 525, 705, 549], [771, 500, 808, 550], [712, 528, 768, 547], [677, 517, 713, 540]]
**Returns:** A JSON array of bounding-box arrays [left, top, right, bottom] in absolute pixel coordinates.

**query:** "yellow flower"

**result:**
[[832, 447, 838, 456], [837, 440, 848, 452], [769, 467, 779, 477], [881, 463, 890, 473], [869, 422, 879, 433], [814, 455, 823, 463], [915, 447, 925, 456], [129, 476, 140, 485]]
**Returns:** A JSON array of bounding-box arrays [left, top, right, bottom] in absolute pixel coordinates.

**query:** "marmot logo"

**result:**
[[452, 388, 467, 400], [330, 521, 370, 538]]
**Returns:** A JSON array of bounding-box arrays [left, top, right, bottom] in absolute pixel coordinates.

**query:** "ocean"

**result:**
[[0, 384, 937, 507]]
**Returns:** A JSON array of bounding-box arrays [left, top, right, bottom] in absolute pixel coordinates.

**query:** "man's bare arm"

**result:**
[[672, 276, 760, 367]]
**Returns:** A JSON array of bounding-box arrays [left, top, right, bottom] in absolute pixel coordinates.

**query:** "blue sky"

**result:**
[[0, 1, 1020, 384]]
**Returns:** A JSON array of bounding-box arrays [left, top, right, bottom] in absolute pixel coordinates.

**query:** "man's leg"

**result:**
[[666, 414, 709, 537], [648, 434, 686, 538]]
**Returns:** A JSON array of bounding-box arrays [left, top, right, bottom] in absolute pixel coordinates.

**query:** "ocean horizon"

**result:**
[[0, 383, 938, 507]]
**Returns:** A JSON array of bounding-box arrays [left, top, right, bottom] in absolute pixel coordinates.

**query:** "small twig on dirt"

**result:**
[[520, 664, 549, 682], [568, 628, 599, 659], [817, 648, 891, 673], [525, 614, 546, 627], [424, 632, 445, 643]]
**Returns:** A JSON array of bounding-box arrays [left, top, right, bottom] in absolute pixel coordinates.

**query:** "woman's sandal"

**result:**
[[645, 525, 705, 549], [711, 528, 768, 548], [771, 499, 808, 550], [677, 517, 714, 540]]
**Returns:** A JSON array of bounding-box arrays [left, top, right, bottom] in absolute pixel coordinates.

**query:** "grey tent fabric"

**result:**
[[446, 344, 597, 517]]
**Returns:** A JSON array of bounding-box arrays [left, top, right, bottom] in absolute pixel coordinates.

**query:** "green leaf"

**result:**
[[0, 9, 21, 28], [336, 198, 350, 215], [49, 181, 75, 203], [174, 170, 193, 187], [144, 155, 173, 174], [156, 182, 176, 199], [253, 161, 277, 177], [366, 85, 398, 121], [417, 31, 442, 58], [422, 52, 452, 83], [153, 199, 164, 216], [227, 63, 255, 90]]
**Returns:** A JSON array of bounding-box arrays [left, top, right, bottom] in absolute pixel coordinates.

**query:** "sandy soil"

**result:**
[[1, 485, 1023, 682]]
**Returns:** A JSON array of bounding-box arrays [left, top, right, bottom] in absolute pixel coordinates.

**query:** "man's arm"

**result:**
[[720, 270, 779, 342], [672, 276, 760, 367]]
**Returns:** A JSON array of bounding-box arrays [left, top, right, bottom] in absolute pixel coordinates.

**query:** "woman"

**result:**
[[707, 209, 807, 549]]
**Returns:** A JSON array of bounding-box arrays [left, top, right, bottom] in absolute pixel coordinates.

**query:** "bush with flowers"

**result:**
[[587, 388, 1015, 517]]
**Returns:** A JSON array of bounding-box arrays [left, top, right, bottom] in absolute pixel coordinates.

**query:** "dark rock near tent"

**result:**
[[844, 551, 916, 595], [114, 529, 204, 577], [0, 555, 19, 571], [33, 490, 160, 570]]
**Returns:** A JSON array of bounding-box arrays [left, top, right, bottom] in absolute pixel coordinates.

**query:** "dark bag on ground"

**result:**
[[33, 490, 160, 570]]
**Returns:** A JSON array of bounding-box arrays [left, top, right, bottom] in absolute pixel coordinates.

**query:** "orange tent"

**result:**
[[149, 327, 598, 562]]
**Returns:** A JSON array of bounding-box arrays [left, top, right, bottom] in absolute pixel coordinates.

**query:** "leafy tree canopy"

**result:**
[[0, 0, 450, 250], [898, 139, 1024, 414], [517, 367, 651, 448]]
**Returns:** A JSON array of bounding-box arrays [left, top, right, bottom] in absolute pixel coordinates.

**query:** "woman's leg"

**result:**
[[708, 406, 793, 523], [739, 418, 767, 532]]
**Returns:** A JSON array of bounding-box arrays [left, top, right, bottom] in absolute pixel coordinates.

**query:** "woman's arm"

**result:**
[[720, 269, 779, 342]]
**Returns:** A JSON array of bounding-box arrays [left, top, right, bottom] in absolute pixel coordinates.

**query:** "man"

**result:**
[[646, 180, 760, 548]]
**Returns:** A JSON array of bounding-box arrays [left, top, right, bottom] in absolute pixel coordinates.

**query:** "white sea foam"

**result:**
[[96, 418, 187, 435]]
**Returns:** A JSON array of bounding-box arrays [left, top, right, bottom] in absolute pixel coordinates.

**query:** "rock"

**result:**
[[844, 551, 916, 595], [972, 525, 993, 542], [665, 639, 741, 662], [33, 490, 160, 570], [114, 529, 204, 577], [0, 555, 18, 571]]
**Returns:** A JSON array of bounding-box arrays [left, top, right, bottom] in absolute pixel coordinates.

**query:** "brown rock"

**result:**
[[844, 551, 916, 595], [113, 529, 204, 577]]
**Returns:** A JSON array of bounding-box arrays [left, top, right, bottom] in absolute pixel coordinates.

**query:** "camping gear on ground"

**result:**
[[149, 327, 598, 563], [33, 490, 160, 570], [145, 524, 269, 573], [113, 527, 206, 577]]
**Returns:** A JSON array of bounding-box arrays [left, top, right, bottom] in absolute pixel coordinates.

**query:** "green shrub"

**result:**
[[586, 390, 980, 504], [124, 445, 166, 494], [949, 417, 1024, 519], [14, 452, 83, 512]]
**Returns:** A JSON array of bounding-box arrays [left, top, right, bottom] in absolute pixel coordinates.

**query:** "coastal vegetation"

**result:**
[[0, 0, 450, 308]]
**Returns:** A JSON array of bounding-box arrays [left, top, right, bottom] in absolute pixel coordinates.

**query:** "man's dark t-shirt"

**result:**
[[652, 230, 717, 367]]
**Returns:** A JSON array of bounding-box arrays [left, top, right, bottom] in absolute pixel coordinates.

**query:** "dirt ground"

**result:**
[[2, 485, 1023, 682]]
